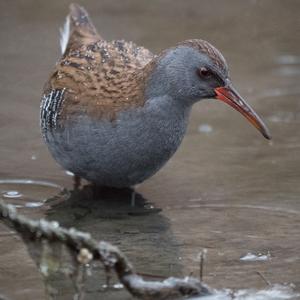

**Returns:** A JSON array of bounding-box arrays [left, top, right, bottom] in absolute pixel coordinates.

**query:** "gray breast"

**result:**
[[43, 95, 191, 187]]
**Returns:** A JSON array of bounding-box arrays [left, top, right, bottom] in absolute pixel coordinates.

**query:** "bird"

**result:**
[[40, 4, 271, 189]]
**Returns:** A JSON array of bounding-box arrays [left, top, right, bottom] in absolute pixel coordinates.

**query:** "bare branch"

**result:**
[[0, 201, 212, 299]]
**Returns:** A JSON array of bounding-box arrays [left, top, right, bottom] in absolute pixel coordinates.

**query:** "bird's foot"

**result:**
[[73, 175, 81, 190], [131, 189, 136, 207]]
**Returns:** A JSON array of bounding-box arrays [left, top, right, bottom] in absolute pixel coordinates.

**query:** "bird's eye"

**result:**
[[197, 67, 211, 78]]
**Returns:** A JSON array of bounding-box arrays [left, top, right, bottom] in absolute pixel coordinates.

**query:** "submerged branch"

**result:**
[[0, 201, 212, 299]]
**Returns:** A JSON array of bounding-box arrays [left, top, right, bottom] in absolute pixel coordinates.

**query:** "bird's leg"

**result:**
[[73, 175, 81, 190], [104, 265, 112, 289], [130, 188, 136, 207]]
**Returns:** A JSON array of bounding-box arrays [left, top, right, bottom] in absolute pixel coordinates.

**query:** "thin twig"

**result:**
[[256, 271, 272, 286], [199, 249, 207, 281]]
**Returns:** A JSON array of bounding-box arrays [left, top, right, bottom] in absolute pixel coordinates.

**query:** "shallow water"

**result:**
[[0, 0, 300, 299]]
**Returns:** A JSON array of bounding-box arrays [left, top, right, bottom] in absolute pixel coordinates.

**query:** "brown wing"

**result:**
[[65, 3, 102, 51], [43, 4, 154, 123]]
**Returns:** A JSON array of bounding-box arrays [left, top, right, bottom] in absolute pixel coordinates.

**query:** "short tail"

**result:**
[[60, 3, 101, 54]]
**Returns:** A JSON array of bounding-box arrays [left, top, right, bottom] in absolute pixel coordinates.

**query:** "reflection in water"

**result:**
[[46, 185, 162, 222], [37, 185, 183, 299]]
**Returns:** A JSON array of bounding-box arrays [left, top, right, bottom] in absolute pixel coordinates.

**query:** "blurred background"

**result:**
[[0, 1, 299, 299]]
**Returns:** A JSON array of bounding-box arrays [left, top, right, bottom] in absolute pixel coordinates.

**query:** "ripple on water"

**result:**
[[268, 111, 300, 124], [198, 124, 213, 134], [240, 252, 271, 262], [275, 54, 300, 76], [254, 88, 300, 125], [277, 66, 300, 77], [276, 55, 300, 65], [190, 284, 299, 300], [2, 190, 23, 198], [257, 87, 300, 99], [0, 179, 65, 208]]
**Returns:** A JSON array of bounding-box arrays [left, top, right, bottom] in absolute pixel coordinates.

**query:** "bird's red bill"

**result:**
[[214, 85, 271, 139]]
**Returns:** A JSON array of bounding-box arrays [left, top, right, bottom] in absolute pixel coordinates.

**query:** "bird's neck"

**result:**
[[143, 52, 195, 107]]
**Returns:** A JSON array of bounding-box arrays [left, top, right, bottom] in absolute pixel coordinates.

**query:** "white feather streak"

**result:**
[[59, 16, 70, 54]]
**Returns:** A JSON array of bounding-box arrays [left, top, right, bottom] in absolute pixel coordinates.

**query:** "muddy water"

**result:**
[[0, 0, 299, 299]]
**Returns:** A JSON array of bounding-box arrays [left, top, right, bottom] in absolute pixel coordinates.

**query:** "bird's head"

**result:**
[[148, 39, 271, 139]]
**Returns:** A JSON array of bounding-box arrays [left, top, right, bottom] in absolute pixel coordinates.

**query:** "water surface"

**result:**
[[0, 0, 299, 299]]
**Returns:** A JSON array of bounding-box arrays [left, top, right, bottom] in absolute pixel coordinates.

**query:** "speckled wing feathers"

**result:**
[[43, 4, 154, 127], [44, 40, 154, 122], [65, 3, 101, 52]]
